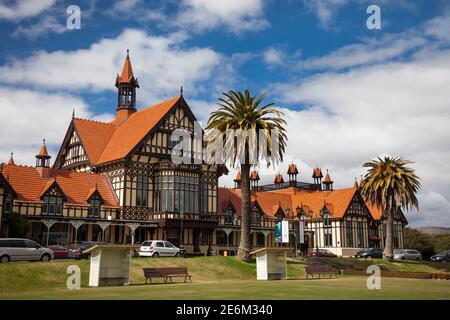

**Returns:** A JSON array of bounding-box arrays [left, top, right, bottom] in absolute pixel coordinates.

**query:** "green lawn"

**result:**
[[0, 257, 449, 300]]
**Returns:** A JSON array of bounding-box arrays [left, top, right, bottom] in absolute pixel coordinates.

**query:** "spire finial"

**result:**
[[126, 49, 129, 57], [43, 139, 46, 146], [180, 85, 183, 96], [8, 152, 14, 165]]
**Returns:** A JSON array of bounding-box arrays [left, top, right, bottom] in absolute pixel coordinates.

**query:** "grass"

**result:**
[[0, 256, 449, 300]]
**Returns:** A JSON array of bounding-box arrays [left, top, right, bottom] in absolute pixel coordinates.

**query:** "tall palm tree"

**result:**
[[206, 90, 287, 262], [361, 156, 421, 261]]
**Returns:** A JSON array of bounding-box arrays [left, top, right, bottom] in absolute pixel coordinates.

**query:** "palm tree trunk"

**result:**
[[383, 209, 394, 261], [238, 163, 252, 262]]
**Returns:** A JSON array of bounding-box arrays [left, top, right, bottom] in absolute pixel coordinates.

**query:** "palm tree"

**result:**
[[361, 156, 420, 261], [206, 90, 287, 262]]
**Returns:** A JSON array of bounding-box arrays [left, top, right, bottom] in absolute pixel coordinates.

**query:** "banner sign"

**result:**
[[275, 220, 282, 243], [282, 220, 289, 243]]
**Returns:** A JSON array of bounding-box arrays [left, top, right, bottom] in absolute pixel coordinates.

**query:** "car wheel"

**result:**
[[152, 252, 159, 258], [41, 254, 51, 262], [175, 252, 179, 257], [401, 257, 405, 260], [0, 255, 10, 263], [416, 257, 421, 261]]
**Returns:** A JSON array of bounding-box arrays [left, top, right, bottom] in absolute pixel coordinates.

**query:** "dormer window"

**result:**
[[41, 183, 65, 216], [224, 206, 235, 225], [251, 205, 262, 226], [89, 197, 101, 218], [43, 195, 63, 216]]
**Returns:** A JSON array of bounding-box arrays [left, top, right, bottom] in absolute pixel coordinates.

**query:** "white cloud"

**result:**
[[176, 0, 269, 34], [12, 15, 66, 38], [0, 0, 56, 21], [299, 35, 427, 70], [0, 29, 224, 104], [0, 86, 105, 166], [263, 47, 286, 67]]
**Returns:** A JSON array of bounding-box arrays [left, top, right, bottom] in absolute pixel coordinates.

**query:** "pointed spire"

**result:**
[[7, 152, 14, 165], [180, 85, 183, 97], [37, 139, 50, 158], [72, 109, 75, 119], [250, 170, 260, 181], [118, 49, 134, 84], [233, 170, 241, 182], [274, 173, 284, 184], [323, 169, 333, 184]]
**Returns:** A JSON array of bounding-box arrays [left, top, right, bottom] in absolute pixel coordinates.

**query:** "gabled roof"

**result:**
[[312, 167, 323, 178], [73, 119, 116, 164], [250, 170, 260, 181], [1, 163, 119, 207], [96, 96, 181, 165], [37, 141, 50, 158], [287, 163, 298, 175]]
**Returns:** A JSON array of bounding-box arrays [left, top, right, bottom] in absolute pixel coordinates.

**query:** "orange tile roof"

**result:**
[[96, 96, 180, 165], [1, 163, 119, 207], [365, 202, 383, 220], [73, 119, 116, 164], [219, 187, 360, 220]]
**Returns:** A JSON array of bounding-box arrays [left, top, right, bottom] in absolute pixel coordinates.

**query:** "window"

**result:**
[[43, 196, 63, 215], [154, 171, 199, 213], [224, 207, 235, 225], [323, 226, 333, 247], [216, 230, 228, 245], [393, 224, 399, 248], [346, 220, 354, 247], [136, 176, 148, 207], [251, 206, 261, 226], [88, 195, 101, 218], [256, 233, 265, 246], [156, 241, 164, 248], [4, 194, 12, 214], [356, 221, 364, 247]]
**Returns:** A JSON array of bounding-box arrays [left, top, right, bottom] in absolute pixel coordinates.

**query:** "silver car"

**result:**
[[393, 249, 422, 261], [0, 238, 54, 263], [139, 240, 181, 257]]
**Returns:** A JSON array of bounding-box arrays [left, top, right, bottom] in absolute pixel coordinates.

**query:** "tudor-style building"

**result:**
[[0, 51, 406, 256], [216, 166, 407, 257]]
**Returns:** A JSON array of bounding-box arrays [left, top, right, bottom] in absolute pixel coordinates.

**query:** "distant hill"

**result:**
[[415, 227, 450, 235]]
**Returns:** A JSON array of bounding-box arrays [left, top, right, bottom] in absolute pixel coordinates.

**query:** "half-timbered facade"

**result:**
[[217, 166, 407, 257], [0, 51, 406, 256]]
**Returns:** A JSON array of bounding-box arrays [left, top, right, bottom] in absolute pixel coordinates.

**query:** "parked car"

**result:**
[[308, 249, 337, 258], [48, 245, 70, 259], [139, 240, 181, 257], [68, 242, 100, 259], [0, 238, 54, 263], [393, 249, 422, 261], [430, 250, 450, 262], [355, 248, 384, 258]]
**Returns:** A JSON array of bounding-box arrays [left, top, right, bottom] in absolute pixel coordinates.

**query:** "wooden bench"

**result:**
[[305, 265, 338, 279], [143, 267, 192, 284]]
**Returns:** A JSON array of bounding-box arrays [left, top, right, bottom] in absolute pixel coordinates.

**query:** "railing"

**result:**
[[147, 211, 219, 221], [257, 181, 321, 192]]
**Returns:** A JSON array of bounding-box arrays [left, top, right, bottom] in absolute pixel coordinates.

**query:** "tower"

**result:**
[[250, 170, 260, 191], [322, 169, 334, 191], [312, 166, 323, 188], [274, 173, 284, 188], [115, 49, 139, 125], [36, 139, 52, 178], [233, 171, 242, 188], [287, 163, 298, 187]]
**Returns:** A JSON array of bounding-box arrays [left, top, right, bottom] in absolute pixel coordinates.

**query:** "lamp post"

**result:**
[[296, 206, 306, 256]]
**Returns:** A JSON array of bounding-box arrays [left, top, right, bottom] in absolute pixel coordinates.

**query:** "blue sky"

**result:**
[[1, 0, 450, 227]]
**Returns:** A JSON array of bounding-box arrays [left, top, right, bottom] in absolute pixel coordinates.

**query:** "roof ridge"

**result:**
[[74, 118, 115, 126]]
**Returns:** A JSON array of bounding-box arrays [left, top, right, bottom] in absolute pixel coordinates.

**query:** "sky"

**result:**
[[0, 0, 449, 227]]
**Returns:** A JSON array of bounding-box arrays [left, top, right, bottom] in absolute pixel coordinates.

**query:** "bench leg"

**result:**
[[145, 278, 148, 284]]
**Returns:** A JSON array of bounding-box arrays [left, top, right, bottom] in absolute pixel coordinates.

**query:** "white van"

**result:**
[[0, 238, 54, 263]]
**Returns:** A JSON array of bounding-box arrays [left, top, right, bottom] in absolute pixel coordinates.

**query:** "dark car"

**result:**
[[48, 245, 70, 259], [68, 242, 99, 259], [355, 248, 383, 258], [430, 250, 450, 262], [308, 249, 337, 257]]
